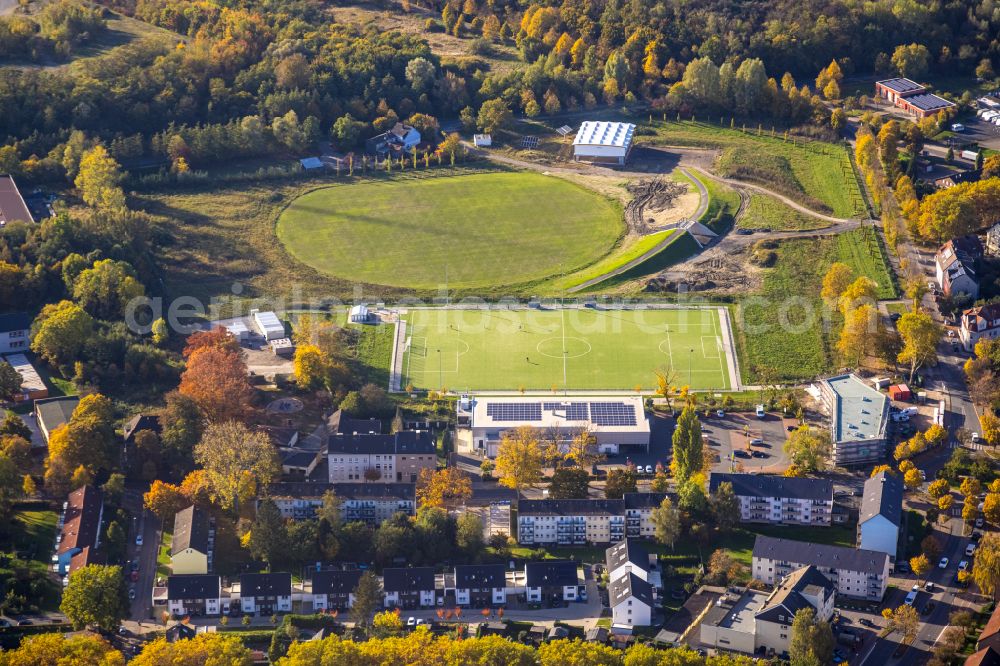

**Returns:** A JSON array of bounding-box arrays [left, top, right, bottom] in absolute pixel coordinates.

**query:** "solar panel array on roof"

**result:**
[[589, 402, 637, 426], [905, 93, 955, 112], [543, 402, 589, 420], [572, 121, 636, 148], [487, 402, 542, 421], [878, 78, 924, 94]]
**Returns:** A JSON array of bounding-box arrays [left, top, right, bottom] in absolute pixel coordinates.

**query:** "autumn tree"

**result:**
[[476, 98, 511, 132], [837, 303, 878, 367], [75, 145, 125, 211], [839, 276, 879, 316], [0, 633, 125, 666], [548, 466, 590, 499], [898, 311, 942, 382], [670, 406, 703, 483], [973, 532, 1000, 600], [293, 344, 331, 390], [71, 259, 145, 320], [885, 604, 920, 641], [927, 478, 949, 499], [194, 421, 279, 512], [351, 571, 383, 633], [564, 429, 603, 468], [143, 480, 189, 522], [651, 496, 681, 549], [789, 607, 835, 666], [494, 426, 544, 496], [131, 634, 252, 665], [44, 394, 116, 493], [61, 565, 128, 631], [910, 553, 931, 581], [903, 467, 922, 490], [179, 345, 254, 422], [30, 300, 95, 369], [783, 427, 831, 474], [984, 493, 1000, 525], [416, 467, 472, 508], [710, 481, 741, 532], [605, 468, 637, 499]]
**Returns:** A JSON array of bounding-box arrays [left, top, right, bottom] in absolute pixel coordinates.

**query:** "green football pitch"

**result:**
[[397, 307, 736, 392]]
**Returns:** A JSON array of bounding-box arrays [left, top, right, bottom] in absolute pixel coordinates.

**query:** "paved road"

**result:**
[[123, 486, 160, 624]]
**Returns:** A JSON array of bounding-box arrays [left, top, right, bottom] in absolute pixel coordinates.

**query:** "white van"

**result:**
[[904, 588, 918, 606], [756, 404, 766, 419]]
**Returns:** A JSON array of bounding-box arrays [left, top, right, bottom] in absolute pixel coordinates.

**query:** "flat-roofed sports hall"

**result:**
[[393, 306, 739, 392]]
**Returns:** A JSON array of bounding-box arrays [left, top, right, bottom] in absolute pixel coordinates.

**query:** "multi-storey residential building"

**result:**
[[0, 312, 30, 354], [266, 482, 416, 524], [752, 536, 890, 601], [518, 494, 669, 545], [859, 471, 903, 562], [817, 374, 889, 466], [708, 474, 833, 526], [700, 566, 835, 657], [308, 570, 362, 611], [606, 539, 659, 628], [239, 573, 292, 614], [383, 567, 436, 609], [518, 499, 626, 545], [454, 564, 507, 607], [960, 303, 1000, 351], [624, 492, 670, 538], [171, 505, 211, 575], [524, 561, 579, 603], [166, 575, 223, 617], [327, 431, 435, 483]]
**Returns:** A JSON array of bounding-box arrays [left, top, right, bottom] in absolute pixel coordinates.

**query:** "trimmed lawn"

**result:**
[[276, 171, 623, 290], [349, 322, 395, 387], [400, 306, 734, 391], [10, 509, 58, 565], [736, 227, 898, 383], [157, 529, 172, 579], [649, 120, 865, 218]]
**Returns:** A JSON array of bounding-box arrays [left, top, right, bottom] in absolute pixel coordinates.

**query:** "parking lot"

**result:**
[[703, 410, 795, 474]]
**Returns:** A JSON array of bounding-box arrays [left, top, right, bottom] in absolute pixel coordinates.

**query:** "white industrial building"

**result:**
[[251, 310, 286, 341], [572, 121, 636, 165], [459, 395, 650, 457]]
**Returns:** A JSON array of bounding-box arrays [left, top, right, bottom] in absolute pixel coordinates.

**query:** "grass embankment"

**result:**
[[276, 171, 622, 290], [696, 173, 741, 233], [579, 232, 701, 291], [545, 230, 676, 292], [649, 120, 865, 218], [737, 194, 831, 231], [735, 227, 897, 383]]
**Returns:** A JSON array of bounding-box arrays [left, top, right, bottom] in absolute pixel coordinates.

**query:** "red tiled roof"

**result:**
[[58, 486, 102, 555]]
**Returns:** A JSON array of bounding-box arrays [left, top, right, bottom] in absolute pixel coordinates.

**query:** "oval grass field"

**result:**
[[275, 172, 622, 289]]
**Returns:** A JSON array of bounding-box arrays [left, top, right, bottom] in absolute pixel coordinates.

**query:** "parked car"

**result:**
[[959, 560, 969, 572], [755, 405, 766, 419], [924, 581, 934, 591], [644, 465, 654, 475], [967, 543, 977, 556], [716, 409, 725, 417], [939, 557, 950, 569], [135, 535, 143, 547], [751, 450, 767, 458]]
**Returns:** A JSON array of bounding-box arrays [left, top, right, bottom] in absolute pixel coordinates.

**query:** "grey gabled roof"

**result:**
[[311, 569, 362, 595], [167, 574, 220, 600], [240, 572, 291, 598], [755, 565, 833, 623], [609, 572, 654, 607], [454, 564, 506, 589], [753, 536, 889, 576], [0, 311, 31, 332], [606, 538, 651, 573], [518, 498, 625, 516], [709, 473, 833, 501], [861, 471, 903, 527], [524, 560, 578, 588], [382, 567, 435, 592], [171, 506, 209, 557], [624, 492, 670, 509], [327, 430, 434, 455]]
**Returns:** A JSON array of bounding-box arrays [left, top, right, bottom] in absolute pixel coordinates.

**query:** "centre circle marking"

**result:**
[[536, 337, 593, 359]]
